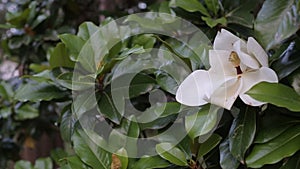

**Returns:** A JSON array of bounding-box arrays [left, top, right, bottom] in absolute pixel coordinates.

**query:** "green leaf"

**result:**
[[60, 107, 75, 143], [15, 82, 66, 102], [280, 151, 300, 169], [198, 134, 222, 158], [129, 73, 157, 98], [127, 115, 140, 138], [6, 9, 30, 28], [246, 125, 300, 168], [132, 34, 156, 49], [255, 112, 298, 144], [14, 160, 32, 169], [246, 82, 300, 112], [254, 0, 300, 49], [0, 107, 12, 119], [169, 0, 210, 16], [72, 87, 98, 119], [201, 16, 227, 28], [72, 129, 111, 169], [271, 40, 300, 80], [31, 14, 48, 29], [226, 0, 258, 28], [50, 148, 68, 166], [61, 155, 90, 169], [219, 139, 240, 169], [156, 71, 178, 94], [156, 142, 188, 166], [52, 68, 95, 90], [49, 43, 75, 68], [185, 105, 222, 139], [15, 104, 39, 120], [59, 34, 85, 61], [98, 92, 122, 124], [228, 106, 256, 162], [0, 81, 14, 100], [116, 148, 128, 169], [132, 156, 170, 169], [204, 0, 219, 15], [136, 102, 180, 125], [108, 130, 127, 152], [33, 157, 53, 169], [77, 22, 99, 41]]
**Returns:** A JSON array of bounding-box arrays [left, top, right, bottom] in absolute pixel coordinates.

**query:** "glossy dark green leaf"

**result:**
[[156, 142, 188, 166], [185, 105, 222, 139], [136, 102, 180, 125], [33, 157, 53, 169], [15, 82, 66, 102], [201, 16, 227, 28], [280, 151, 300, 169], [50, 148, 68, 166], [60, 107, 76, 143], [246, 82, 300, 112], [204, 0, 219, 15], [59, 34, 85, 61], [108, 130, 127, 152], [72, 87, 98, 118], [0, 81, 14, 100], [15, 104, 39, 120], [246, 125, 300, 168], [254, 0, 300, 49], [271, 41, 300, 80], [60, 155, 90, 169], [132, 156, 170, 169], [255, 112, 298, 144], [98, 92, 122, 124], [229, 107, 256, 162], [156, 71, 177, 94], [77, 22, 99, 41], [31, 14, 48, 29], [72, 129, 111, 169], [6, 9, 30, 28], [198, 134, 222, 158], [162, 38, 201, 71], [132, 34, 156, 49], [116, 148, 128, 169], [169, 0, 210, 16], [226, 0, 258, 28], [52, 67, 95, 91], [219, 139, 240, 169], [8, 35, 31, 49], [139, 114, 177, 130], [127, 115, 140, 138], [49, 43, 75, 68], [129, 73, 157, 98]]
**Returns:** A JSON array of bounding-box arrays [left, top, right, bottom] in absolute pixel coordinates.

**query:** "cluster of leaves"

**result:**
[[1, 0, 300, 169], [0, 0, 99, 168]]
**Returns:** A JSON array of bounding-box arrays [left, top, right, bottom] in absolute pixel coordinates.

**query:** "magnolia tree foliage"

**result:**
[[1, 0, 300, 169]]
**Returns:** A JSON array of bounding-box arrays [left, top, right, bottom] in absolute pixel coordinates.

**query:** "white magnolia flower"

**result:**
[[176, 29, 278, 110]]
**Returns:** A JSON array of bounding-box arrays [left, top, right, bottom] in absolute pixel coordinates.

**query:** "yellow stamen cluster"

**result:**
[[229, 51, 240, 67]]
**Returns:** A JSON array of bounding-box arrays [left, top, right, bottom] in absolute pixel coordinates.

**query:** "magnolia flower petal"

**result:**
[[233, 40, 260, 69], [240, 67, 278, 93], [210, 78, 242, 110], [239, 94, 266, 106], [213, 29, 240, 50], [239, 67, 278, 106], [209, 50, 236, 76], [176, 70, 212, 106], [247, 37, 268, 67]]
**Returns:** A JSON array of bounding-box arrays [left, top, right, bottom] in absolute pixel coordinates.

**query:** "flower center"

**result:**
[[229, 51, 242, 75]]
